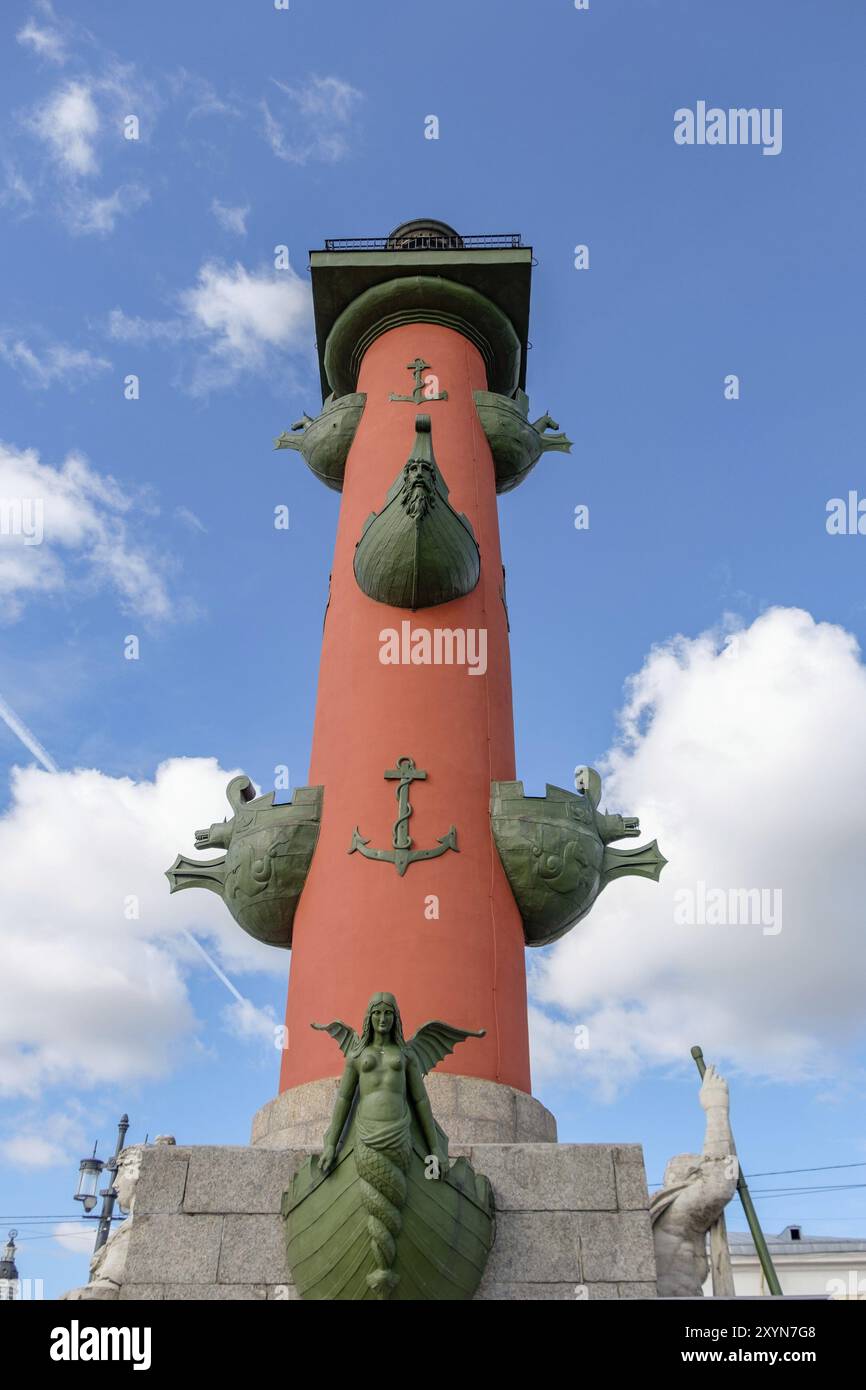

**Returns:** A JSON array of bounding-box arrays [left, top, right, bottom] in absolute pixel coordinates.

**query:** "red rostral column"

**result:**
[[280, 221, 534, 1095]]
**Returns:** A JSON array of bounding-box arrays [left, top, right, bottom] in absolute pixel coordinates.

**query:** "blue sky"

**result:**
[[1, 0, 865, 1297]]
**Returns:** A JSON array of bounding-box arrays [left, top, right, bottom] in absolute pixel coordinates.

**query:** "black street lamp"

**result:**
[[74, 1150, 102, 1213], [74, 1114, 130, 1252]]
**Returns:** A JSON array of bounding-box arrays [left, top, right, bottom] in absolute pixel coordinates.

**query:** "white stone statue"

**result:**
[[650, 1065, 738, 1297], [61, 1136, 175, 1301]]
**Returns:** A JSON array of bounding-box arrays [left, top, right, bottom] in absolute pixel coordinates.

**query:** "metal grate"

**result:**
[[323, 234, 523, 251]]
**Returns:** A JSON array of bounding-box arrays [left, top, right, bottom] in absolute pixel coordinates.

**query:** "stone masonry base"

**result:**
[[252, 1075, 558, 1148], [113, 1139, 658, 1300]]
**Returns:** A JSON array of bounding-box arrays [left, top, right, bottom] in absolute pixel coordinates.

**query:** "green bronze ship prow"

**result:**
[[284, 993, 494, 1301], [166, 775, 323, 949], [353, 414, 480, 610], [491, 766, 666, 947]]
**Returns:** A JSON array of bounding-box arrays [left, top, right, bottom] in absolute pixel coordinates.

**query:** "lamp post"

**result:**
[[74, 1149, 102, 1213], [0, 1230, 19, 1301], [74, 1113, 130, 1252]]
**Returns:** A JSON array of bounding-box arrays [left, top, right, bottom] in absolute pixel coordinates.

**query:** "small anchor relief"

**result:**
[[388, 358, 448, 405], [348, 756, 458, 876]]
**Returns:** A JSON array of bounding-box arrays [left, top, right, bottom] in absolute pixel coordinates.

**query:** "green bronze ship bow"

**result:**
[[353, 414, 480, 610], [284, 994, 494, 1301], [491, 767, 666, 947], [166, 775, 323, 949]]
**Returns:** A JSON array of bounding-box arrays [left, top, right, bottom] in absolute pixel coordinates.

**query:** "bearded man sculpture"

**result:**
[[353, 415, 480, 609], [650, 1065, 738, 1297]]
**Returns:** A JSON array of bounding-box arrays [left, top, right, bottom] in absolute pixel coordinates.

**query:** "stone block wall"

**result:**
[[113, 1139, 657, 1301]]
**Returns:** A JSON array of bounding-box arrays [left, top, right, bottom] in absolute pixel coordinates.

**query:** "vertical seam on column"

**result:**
[[467, 337, 502, 1083]]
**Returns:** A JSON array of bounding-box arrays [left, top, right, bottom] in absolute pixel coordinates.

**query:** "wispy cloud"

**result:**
[[0, 441, 174, 623], [16, 18, 67, 66], [26, 79, 100, 175], [10, 5, 158, 239], [0, 692, 58, 771], [7, 12, 361, 238], [107, 256, 314, 395], [262, 75, 363, 165], [16, 1, 68, 66], [175, 506, 207, 534], [66, 182, 149, 236], [0, 1106, 89, 1171], [169, 69, 242, 122], [0, 331, 110, 389], [16, 66, 153, 237], [211, 198, 249, 236], [53, 1222, 96, 1253], [106, 308, 184, 345], [0, 162, 34, 209]]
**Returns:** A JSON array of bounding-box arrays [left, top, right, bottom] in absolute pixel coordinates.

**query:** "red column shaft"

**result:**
[[280, 323, 530, 1092]]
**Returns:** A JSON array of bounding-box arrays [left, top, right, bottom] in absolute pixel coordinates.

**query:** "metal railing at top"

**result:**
[[322, 234, 524, 251]]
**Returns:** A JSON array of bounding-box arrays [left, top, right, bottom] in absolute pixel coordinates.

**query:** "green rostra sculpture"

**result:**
[[274, 391, 367, 491], [165, 776, 323, 949], [491, 766, 667, 947], [274, 381, 572, 496], [284, 993, 495, 1301], [353, 414, 480, 609], [473, 388, 573, 493]]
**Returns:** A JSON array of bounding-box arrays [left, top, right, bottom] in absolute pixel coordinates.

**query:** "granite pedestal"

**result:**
[[81, 1079, 658, 1301]]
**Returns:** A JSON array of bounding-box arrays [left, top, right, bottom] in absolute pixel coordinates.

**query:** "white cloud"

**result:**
[[27, 80, 100, 176], [0, 441, 172, 623], [262, 75, 363, 165], [0, 333, 110, 389], [17, 18, 67, 66], [13, 47, 156, 237], [180, 259, 311, 365], [53, 1221, 95, 1254], [528, 1006, 577, 1083], [0, 163, 34, 209], [171, 70, 242, 122], [0, 757, 281, 1105], [175, 506, 207, 534], [211, 199, 249, 236], [108, 257, 313, 394], [3, 1134, 65, 1166], [66, 183, 149, 236], [223, 997, 279, 1046], [530, 608, 866, 1097], [24, 60, 154, 178], [106, 308, 183, 344], [1, 1107, 88, 1169]]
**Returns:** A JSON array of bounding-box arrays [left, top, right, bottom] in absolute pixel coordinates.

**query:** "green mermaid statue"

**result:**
[[309, 992, 486, 1299]]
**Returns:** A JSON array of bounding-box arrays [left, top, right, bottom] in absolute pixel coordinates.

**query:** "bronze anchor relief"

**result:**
[[348, 756, 458, 876], [388, 357, 448, 404]]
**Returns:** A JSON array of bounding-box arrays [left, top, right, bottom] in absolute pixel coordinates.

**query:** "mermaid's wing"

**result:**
[[311, 1019, 358, 1057], [406, 1021, 486, 1077]]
